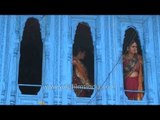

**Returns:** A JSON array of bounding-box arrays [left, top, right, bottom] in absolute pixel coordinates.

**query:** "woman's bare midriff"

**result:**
[[130, 72, 138, 77]]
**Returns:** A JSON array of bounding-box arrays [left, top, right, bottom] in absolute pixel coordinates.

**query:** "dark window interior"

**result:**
[[18, 17, 43, 95]]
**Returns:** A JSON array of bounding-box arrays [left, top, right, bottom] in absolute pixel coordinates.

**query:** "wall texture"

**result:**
[[0, 15, 159, 105]]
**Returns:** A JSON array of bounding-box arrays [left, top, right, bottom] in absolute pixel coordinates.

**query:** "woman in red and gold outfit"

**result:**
[[72, 48, 93, 97], [123, 40, 144, 100]]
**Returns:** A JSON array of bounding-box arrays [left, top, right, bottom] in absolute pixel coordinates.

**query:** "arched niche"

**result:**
[[122, 27, 145, 101], [18, 17, 43, 95], [72, 22, 94, 97]]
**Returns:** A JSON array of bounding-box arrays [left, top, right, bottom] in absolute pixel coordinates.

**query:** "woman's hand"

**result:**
[[72, 59, 77, 65]]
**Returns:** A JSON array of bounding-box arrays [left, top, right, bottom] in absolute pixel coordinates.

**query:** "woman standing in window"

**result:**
[[123, 40, 144, 100], [72, 47, 93, 97]]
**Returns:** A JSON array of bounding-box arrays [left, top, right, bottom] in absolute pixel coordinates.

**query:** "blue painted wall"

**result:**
[[0, 15, 159, 105]]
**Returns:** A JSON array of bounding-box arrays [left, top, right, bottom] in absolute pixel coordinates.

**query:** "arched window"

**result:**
[[72, 22, 94, 97], [18, 17, 43, 95], [122, 27, 144, 100]]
